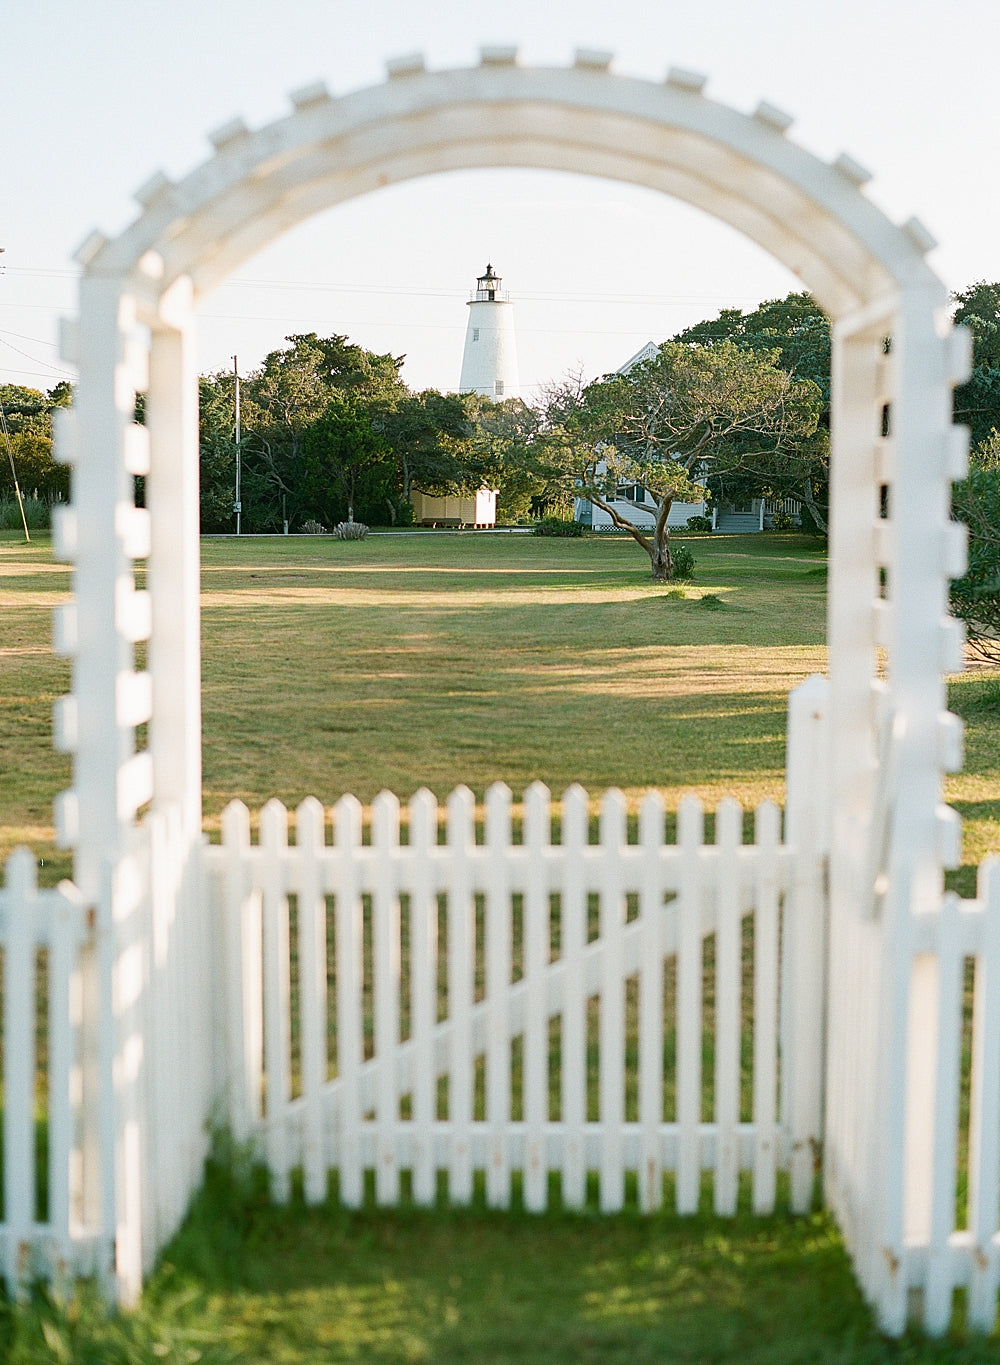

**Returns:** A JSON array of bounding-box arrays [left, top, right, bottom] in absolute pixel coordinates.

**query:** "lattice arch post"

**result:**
[[823, 285, 971, 1333], [52, 254, 211, 1300]]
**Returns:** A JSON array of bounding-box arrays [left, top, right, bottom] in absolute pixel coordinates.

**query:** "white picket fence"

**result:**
[[203, 782, 827, 1217], [0, 849, 104, 1287], [825, 857, 1000, 1335], [1, 679, 998, 1333]]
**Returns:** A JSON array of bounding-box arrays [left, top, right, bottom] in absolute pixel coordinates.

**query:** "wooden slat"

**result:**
[[260, 800, 292, 1201], [447, 786, 475, 1203], [714, 798, 742, 1216], [559, 785, 588, 1210], [372, 792, 401, 1205], [638, 791, 665, 1212], [752, 801, 781, 1214], [409, 790, 438, 1206], [485, 784, 513, 1208], [47, 883, 79, 1254], [296, 797, 328, 1204], [523, 782, 550, 1212], [923, 895, 964, 1333], [967, 860, 1000, 1331], [676, 796, 704, 1213], [3, 850, 38, 1285], [598, 789, 626, 1212], [334, 795, 364, 1207], [221, 802, 259, 1142]]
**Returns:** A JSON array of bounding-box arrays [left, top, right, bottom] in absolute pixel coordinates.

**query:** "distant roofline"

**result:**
[[616, 340, 660, 374]]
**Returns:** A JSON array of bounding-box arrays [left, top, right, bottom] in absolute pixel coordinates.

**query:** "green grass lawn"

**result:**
[[1, 527, 998, 1360]]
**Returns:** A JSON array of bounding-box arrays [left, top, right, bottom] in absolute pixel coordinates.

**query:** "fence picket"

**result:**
[[752, 801, 781, 1214], [714, 798, 743, 1216], [47, 881, 81, 1259], [296, 797, 328, 1204], [559, 785, 588, 1210], [334, 794, 364, 1207], [523, 783, 550, 1212], [485, 784, 513, 1208], [221, 802, 259, 1142], [260, 801, 292, 1201], [446, 786, 475, 1203], [409, 790, 438, 1206], [598, 790, 627, 1213], [967, 858, 1000, 1330], [3, 850, 38, 1286], [638, 791, 665, 1212], [372, 792, 401, 1205], [676, 795, 705, 1214], [921, 895, 963, 1332]]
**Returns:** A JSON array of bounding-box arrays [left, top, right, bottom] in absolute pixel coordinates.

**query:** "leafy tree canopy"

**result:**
[[536, 340, 821, 579], [952, 282, 1000, 448], [672, 292, 831, 405], [951, 430, 1000, 663]]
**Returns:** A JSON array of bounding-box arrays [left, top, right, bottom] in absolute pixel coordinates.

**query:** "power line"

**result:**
[[0, 335, 75, 378]]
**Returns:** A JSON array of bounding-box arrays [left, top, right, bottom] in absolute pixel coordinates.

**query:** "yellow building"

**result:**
[[410, 488, 498, 527]]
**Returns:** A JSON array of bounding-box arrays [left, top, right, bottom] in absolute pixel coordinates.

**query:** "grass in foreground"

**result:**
[[3, 1163, 998, 1364]]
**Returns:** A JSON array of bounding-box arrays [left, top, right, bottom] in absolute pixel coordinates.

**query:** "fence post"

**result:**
[[783, 675, 830, 1211]]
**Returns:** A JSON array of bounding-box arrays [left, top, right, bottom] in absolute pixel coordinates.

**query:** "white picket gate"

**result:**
[[203, 779, 827, 1219]]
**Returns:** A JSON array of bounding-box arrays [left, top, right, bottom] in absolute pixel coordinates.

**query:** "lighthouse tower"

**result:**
[[459, 263, 520, 401]]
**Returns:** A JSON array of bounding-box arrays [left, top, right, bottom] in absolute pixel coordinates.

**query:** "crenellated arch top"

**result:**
[[76, 48, 946, 325]]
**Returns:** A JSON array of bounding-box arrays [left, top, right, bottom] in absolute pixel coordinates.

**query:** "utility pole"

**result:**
[[0, 248, 31, 543], [233, 355, 242, 536]]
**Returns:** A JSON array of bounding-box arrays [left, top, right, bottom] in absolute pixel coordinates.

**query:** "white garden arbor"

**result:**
[[43, 50, 999, 1333]]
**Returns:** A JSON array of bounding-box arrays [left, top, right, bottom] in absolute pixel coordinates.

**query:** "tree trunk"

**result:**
[[800, 476, 828, 534], [650, 498, 674, 580]]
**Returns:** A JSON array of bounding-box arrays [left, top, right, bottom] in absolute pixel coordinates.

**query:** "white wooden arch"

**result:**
[[51, 49, 973, 1317]]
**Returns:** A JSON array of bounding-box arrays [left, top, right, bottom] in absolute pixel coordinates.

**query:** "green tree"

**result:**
[[672, 293, 832, 530], [952, 281, 1000, 449], [0, 383, 72, 501], [197, 334, 409, 531], [540, 341, 821, 580], [462, 393, 545, 523], [951, 430, 1000, 663], [372, 389, 473, 522], [301, 393, 393, 526], [673, 292, 831, 403]]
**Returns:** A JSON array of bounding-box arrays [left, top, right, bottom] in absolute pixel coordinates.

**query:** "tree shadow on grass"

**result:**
[[150, 1173, 993, 1365]]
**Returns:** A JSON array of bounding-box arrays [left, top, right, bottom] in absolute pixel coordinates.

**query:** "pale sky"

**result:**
[[1, 0, 997, 399]]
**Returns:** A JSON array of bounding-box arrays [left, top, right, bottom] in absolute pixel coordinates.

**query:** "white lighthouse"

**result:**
[[459, 263, 520, 401]]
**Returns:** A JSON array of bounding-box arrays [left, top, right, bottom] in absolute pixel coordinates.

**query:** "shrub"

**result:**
[[685, 515, 713, 533], [301, 519, 327, 534], [0, 493, 57, 531], [533, 516, 584, 537], [334, 520, 369, 541], [770, 511, 798, 530], [671, 544, 695, 580]]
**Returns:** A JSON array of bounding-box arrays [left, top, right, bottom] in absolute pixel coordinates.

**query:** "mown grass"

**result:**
[[1, 527, 998, 1359]]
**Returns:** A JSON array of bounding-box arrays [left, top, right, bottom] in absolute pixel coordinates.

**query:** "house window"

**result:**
[[495, 379, 504, 396]]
